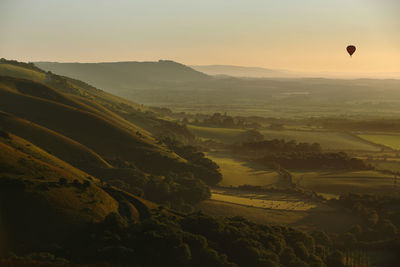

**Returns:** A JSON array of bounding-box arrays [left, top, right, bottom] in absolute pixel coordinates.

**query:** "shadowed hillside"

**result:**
[[0, 61, 221, 212]]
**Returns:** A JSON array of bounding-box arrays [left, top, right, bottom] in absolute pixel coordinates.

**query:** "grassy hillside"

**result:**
[[0, 132, 120, 254], [0, 60, 195, 143], [0, 61, 219, 211], [0, 111, 112, 170], [0, 63, 45, 82], [0, 76, 184, 173]]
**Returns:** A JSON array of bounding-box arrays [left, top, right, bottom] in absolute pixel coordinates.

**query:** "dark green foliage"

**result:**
[[232, 140, 369, 171], [163, 137, 222, 185], [2, 210, 353, 266], [232, 139, 322, 154], [0, 129, 10, 139]]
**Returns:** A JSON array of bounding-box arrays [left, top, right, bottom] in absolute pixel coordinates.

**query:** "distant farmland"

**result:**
[[358, 134, 400, 150], [261, 129, 381, 151]]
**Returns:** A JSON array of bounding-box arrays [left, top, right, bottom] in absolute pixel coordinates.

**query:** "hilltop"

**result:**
[[35, 60, 210, 96], [191, 65, 292, 78]]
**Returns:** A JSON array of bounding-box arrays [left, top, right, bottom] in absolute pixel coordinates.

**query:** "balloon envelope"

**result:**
[[347, 45, 356, 56]]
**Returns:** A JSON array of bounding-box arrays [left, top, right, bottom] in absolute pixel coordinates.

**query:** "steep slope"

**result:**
[[0, 130, 166, 256], [0, 63, 218, 211], [0, 132, 120, 254], [0, 60, 194, 142], [0, 76, 185, 174], [0, 111, 112, 170]]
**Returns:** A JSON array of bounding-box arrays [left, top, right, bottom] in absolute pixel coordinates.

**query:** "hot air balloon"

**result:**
[[347, 45, 356, 57]]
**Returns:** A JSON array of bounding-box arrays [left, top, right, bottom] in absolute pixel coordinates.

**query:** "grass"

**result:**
[[197, 199, 359, 233], [0, 110, 112, 170], [292, 170, 396, 197], [0, 134, 119, 219], [206, 152, 279, 186], [0, 64, 45, 82], [187, 125, 247, 143], [370, 160, 400, 173], [358, 134, 400, 150], [0, 76, 186, 175], [0, 132, 160, 253], [188, 124, 381, 152], [261, 129, 381, 151]]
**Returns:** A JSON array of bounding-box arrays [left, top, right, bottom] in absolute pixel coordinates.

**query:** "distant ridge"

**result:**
[[191, 64, 400, 79], [191, 64, 292, 78]]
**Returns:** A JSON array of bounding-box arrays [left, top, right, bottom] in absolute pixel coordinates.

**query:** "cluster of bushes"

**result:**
[[163, 137, 222, 186], [331, 194, 400, 244], [97, 167, 211, 212], [185, 112, 262, 130], [9, 212, 352, 267], [256, 152, 370, 171], [317, 118, 400, 132], [230, 140, 369, 171]]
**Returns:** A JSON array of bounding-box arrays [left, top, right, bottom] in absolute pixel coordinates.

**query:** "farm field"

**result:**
[[370, 160, 400, 173], [210, 188, 330, 212], [197, 197, 359, 233], [187, 125, 247, 143], [292, 170, 397, 197], [358, 133, 400, 150], [206, 152, 280, 187], [188, 124, 382, 152], [261, 129, 381, 151]]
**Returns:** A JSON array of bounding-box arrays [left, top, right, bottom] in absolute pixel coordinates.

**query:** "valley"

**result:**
[[1, 59, 400, 266]]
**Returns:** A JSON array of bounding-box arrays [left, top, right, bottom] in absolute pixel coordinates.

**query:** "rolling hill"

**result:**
[[0, 60, 215, 257], [0, 60, 220, 210], [35, 60, 210, 95]]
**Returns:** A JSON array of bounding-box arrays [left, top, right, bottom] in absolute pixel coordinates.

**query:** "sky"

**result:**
[[0, 0, 399, 74]]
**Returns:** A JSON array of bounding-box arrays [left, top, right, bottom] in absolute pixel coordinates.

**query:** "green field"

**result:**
[[358, 134, 400, 150], [261, 129, 381, 151], [188, 125, 247, 143], [206, 152, 280, 186], [197, 199, 359, 233], [293, 170, 396, 197], [370, 160, 400, 173], [188, 124, 382, 151]]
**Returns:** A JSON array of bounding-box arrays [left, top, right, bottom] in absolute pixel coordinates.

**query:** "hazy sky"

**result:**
[[1, 0, 399, 73]]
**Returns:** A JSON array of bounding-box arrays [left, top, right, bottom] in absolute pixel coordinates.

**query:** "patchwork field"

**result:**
[[358, 133, 400, 150], [206, 152, 280, 187]]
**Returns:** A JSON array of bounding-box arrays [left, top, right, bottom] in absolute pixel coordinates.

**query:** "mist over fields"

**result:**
[[36, 61, 400, 118]]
